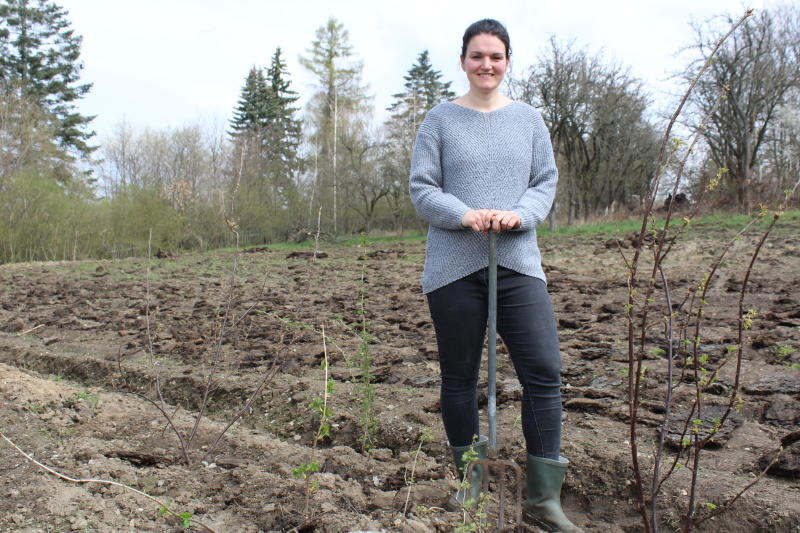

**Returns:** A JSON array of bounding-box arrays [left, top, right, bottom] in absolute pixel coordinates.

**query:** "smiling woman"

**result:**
[[408, 17, 583, 532], [459, 29, 510, 103]]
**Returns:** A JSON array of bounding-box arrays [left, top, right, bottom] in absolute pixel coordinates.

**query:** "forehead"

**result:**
[[465, 33, 506, 54]]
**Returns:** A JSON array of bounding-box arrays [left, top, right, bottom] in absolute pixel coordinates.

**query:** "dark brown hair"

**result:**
[[461, 19, 511, 59]]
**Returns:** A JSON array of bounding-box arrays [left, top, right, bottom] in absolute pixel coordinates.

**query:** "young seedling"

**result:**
[[294, 325, 333, 516], [402, 426, 434, 515], [454, 441, 491, 533]]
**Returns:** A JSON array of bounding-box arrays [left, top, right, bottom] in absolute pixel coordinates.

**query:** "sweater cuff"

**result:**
[[510, 208, 537, 232]]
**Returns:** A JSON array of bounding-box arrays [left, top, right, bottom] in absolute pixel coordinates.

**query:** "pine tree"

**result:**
[[230, 50, 301, 171], [383, 50, 454, 231], [229, 67, 270, 137], [387, 50, 454, 134], [263, 47, 302, 183], [229, 49, 303, 236], [0, 0, 95, 156]]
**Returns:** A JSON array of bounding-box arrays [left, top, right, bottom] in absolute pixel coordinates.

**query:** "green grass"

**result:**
[[6, 210, 796, 274], [537, 209, 800, 239], [340, 232, 427, 246]]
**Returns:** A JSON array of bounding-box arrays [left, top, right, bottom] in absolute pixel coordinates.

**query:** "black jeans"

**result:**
[[426, 267, 562, 459]]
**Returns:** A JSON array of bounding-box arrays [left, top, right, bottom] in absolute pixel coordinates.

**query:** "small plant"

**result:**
[[355, 233, 379, 451], [454, 442, 490, 533], [75, 390, 99, 405], [65, 390, 99, 408], [292, 460, 321, 503], [294, 325, 333, 516], [772, 345, 794, 359], [179, 512, 192, 529], [402, 426, 434, 515]]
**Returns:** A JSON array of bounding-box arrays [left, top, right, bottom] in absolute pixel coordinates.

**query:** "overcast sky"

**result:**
[[62, 0, 765, 143]]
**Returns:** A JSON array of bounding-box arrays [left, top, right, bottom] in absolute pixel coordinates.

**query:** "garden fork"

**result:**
[[466, 230, 523, 530]]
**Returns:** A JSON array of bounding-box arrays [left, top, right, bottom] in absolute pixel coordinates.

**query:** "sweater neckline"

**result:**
[[444, 100, 518, 115]]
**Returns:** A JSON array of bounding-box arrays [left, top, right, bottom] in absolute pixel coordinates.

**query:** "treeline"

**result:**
[[1, 4, 799, 263]]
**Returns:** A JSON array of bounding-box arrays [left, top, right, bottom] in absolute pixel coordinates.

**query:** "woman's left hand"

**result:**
[[490, 210, 521, 231]]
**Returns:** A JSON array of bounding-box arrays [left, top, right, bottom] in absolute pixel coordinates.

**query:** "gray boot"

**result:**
[[446, 435, 488, 510], [524, 454, 583, 532]]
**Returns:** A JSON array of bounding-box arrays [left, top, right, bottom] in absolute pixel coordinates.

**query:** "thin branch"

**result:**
[[690, 446, 785, 529], [0, 432, 219, 533], [649, 265, 674, 532], [144, 228, 190, 464]]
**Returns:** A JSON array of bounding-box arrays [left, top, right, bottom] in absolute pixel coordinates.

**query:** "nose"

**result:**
[[481, 57, 492, 70]]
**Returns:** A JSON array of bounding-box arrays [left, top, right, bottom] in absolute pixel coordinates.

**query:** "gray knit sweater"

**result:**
[[409, 101, 558, 294]]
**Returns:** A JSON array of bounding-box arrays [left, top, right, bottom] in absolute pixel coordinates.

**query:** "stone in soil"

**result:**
[[743, 375, 800, 395], [763, 395, 800, 426], [759, 432, 800, 479], [665, 404, 742, 450]]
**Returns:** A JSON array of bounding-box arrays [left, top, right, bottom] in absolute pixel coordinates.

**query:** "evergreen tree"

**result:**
[[0, 0, 95, 156], [383, 50, 454, 231], [229, 66, 269, 137], [386, 50, 454, 134], [229, 49, 303, 238], [263, 47, 302, 183], [230, 50, 302, 171]]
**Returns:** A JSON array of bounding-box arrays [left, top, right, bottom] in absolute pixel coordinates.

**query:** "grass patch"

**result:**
[[340, 232, 427, 246], [538, 209, 800, 239]]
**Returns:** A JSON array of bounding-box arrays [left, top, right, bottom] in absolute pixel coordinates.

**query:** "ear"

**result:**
[[459, 56, 466, 72]]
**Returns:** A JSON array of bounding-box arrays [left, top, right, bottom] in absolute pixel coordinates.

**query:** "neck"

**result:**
[[458, 90, 511, 112]]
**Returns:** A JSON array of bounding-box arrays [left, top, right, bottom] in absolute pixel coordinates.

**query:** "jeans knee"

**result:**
[[520, 360, 561, 391], [441, 375, 479, 395]]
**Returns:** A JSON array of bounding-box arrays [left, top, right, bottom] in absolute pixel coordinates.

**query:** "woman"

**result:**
[[409, 19, 581, 532]]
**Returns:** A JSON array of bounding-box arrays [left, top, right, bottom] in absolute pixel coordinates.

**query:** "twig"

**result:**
[[403, 436, 426, 516], [144, 229, 190, 464], [186, 230, 240, 451], [649, 264, 674, 532], [18, 324, 44, 336], [313, 206, 322, 259], [690, 446, 785, 529], [0, 432, 219, 533], [624, 10, 754, 533], [204, 337, 285, 459]]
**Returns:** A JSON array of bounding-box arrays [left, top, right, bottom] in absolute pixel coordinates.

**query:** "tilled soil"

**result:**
[[0, 221, 799, 532]]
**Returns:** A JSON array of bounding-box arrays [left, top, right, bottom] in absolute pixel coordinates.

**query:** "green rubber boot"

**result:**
[[524, 455, 583, 532], [446, 436, 488, 510]]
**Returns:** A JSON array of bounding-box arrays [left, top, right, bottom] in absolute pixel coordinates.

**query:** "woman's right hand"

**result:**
[[462, 209, 521, 234], [461, 209, 496, 235]]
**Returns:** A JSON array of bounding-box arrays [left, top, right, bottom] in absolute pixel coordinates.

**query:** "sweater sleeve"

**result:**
[[510, 111, 558, 231], [408, 129, 471, 231]]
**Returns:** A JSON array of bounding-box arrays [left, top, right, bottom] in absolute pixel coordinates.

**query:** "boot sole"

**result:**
[[524, 509, 583, 533], [523, 509, 559, 532]]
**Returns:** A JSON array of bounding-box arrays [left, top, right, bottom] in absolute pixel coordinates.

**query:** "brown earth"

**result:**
[[0, 219, 799, 532]]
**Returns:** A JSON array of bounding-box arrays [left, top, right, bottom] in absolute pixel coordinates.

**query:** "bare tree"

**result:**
[[510, 38, 659, 223], [340, 129, 390, 232], [763, 95, 800, 202], [684, 5, 800, 210]]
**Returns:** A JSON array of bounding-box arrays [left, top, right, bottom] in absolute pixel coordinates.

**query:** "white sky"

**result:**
[[61, 0, 767, 143]]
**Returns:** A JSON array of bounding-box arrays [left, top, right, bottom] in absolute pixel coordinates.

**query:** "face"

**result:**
[[460, 33, 508, 94]]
